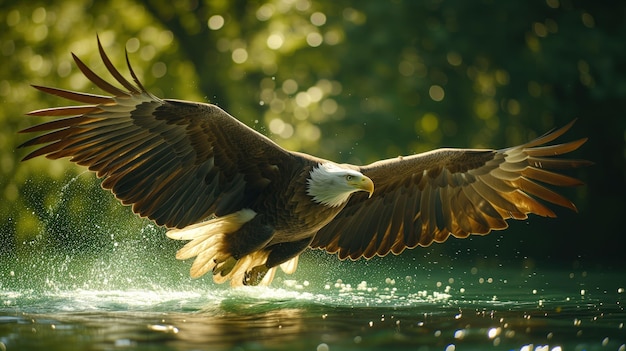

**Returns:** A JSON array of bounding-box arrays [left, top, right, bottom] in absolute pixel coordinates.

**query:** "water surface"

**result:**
[[1, 250, 624, 351]]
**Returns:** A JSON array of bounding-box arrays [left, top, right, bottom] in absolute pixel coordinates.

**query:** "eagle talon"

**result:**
[[213, 257, 237, 277], [243, 265, 269, 286]]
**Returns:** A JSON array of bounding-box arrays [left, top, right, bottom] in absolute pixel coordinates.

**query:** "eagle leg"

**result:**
[[223, 218, 274, 260], [265, 237, 313, 268]]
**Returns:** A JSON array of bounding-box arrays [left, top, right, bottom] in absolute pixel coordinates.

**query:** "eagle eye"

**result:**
[[345, 175, 354, 181]]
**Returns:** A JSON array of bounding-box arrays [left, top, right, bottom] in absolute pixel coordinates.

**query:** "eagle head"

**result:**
[[306, 163, 374, 207]]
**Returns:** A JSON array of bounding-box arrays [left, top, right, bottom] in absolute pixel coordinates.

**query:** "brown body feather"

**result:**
[[19, 37, 590, 286]]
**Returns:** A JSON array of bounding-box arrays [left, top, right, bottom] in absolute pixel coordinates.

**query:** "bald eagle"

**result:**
[[19, 38, 590, 287]]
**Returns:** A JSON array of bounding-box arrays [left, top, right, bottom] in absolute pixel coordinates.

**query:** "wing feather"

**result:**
[[385, 191, 408, 248], [421, 183, 438, 238], [438, 184, 454, 236], [521, 167, 583, 186], [470, 177, 518, 216], [488, 167, 521, 181], [27, 106, 101, 117], [371, 201, 394, 255], [71, 52, 129, 97], [20, 39, 297, 228], [524, 138, 588, 157], [449, 188, 473, 235], [30, 85, 113, 104], [311, 121, 590, 259], [96, 36, 141, 94], [509, 177, 577, 211]]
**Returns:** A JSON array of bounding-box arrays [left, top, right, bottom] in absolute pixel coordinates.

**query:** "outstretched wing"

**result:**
[[19, 37, 294, 228], [311, 121, 590, 260]]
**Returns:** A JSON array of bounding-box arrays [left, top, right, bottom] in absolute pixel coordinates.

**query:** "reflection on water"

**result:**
[[1, 264, 625, 351]]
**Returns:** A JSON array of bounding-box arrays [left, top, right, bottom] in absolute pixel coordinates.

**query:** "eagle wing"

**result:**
[[19, 38, 295, 229], [311, 121, 590, 260]]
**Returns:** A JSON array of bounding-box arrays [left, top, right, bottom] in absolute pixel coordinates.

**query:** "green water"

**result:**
[[1, 248, 624, 351]]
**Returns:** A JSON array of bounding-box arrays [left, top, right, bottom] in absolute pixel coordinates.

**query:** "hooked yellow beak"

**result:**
[[351, 175, 374, 198]]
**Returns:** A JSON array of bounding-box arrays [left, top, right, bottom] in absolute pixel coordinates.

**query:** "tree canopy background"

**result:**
[[1, 0, 624, 274]]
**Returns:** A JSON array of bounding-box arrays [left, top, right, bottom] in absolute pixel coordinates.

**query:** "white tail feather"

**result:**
[[279, 256, 299, 274], [175, 233, 223, 260], [166, 209, 258, 282], [166, 209, 256, 240], [165, 208, 298, 286], [190, 242, 227, 278], [259, 267, 277, 286]]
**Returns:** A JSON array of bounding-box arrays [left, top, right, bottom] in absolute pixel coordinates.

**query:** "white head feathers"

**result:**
[[306, 163, 374, 207]]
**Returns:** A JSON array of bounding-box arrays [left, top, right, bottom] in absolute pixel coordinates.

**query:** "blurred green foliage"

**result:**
[[1, 0, 624, 267]]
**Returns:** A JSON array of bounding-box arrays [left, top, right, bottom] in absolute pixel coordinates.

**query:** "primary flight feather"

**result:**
[[19, 38, 590, 286]]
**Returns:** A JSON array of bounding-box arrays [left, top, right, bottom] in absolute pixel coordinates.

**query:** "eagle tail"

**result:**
[[279, 256, 299, 274], [166, 209, 283, 286]]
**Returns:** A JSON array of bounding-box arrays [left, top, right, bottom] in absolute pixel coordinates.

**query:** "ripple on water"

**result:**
[[1, 262, 625, 351]]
